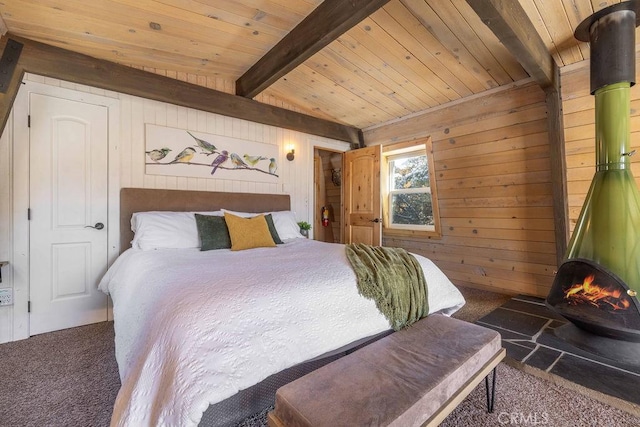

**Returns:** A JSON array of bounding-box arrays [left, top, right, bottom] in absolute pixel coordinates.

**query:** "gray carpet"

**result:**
[[0, 321, 120, 426], [1, 286, 639, 426]]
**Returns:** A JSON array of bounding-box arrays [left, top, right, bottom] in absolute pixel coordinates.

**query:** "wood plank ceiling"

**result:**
[[0, 0, 632, 130]]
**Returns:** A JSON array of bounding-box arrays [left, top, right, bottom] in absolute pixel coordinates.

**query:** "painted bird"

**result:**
[[146, 147, 171, 162], [210, 150, 229, 175], [170, 147, 196, 164], [243, 154, 268, 167], [268, 158, 278, 175], [188, 131, 217, 156], [230, 153, 248, 168]]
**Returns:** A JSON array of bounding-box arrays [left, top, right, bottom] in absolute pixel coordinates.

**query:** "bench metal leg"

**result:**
[[484, 366, 497, 413]]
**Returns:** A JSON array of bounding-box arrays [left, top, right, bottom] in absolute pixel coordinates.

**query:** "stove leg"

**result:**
[[484, 366, 497, 413]]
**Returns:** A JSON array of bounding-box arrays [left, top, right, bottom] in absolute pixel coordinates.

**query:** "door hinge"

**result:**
[[27, 115, 30, 128], [28, 301, 31, 313], [27, 208, 31, 220]]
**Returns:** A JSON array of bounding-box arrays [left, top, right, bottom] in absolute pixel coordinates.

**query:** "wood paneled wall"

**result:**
[[365, 81, 557, 297], [0, 110, 13, 340], [561, 59, 640, 234]]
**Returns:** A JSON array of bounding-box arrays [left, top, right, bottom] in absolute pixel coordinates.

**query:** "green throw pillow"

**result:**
[[264, 214, 283, 244], [195, 214, 231, 251]]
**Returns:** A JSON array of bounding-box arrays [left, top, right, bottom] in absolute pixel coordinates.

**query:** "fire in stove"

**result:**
[[564, 274, 631, 311]]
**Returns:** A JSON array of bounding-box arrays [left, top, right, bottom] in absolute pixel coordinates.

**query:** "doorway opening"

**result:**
[[313, 148, 343, 243]]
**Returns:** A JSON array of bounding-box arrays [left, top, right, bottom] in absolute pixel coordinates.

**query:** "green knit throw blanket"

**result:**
[[345, 243, 428, 331]]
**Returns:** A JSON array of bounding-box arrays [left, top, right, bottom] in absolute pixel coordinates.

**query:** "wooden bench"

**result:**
[[268, 314, 505, 427]]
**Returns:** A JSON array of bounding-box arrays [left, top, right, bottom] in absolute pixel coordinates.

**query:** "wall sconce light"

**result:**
[[286, 146, 295, 161]]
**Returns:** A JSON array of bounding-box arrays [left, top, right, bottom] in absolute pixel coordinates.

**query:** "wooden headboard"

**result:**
[[120, 188, 291, 253]]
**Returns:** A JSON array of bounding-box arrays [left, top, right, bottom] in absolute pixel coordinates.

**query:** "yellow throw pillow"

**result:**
[[224, 212, 277, 251]]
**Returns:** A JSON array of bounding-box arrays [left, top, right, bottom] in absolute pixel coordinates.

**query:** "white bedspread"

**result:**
[[99, 239, 464, 427]]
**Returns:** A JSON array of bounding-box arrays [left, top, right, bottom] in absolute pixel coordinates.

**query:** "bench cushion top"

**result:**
[[272, 314, 501, 427]]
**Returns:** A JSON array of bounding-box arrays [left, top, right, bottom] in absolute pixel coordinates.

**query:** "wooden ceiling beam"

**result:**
[[0, 35, 362, 144], [546, 80, 570, 266], [0, 39, 24, 134], [464, 0, 555, 89], [236, 0, 391, 99]]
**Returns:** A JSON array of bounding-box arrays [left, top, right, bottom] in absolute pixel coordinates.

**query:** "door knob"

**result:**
[[85, 222, 104, 230], [370, 218, 381, 223]]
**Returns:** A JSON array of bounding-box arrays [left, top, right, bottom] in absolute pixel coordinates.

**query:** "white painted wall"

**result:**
[[0, 109, 13, 341], [0, 73, 350, 343]]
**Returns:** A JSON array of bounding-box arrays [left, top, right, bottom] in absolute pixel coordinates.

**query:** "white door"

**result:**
[[29, 93, 109, 335]]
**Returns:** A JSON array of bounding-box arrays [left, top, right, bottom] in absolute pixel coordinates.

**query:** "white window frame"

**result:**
[[382, 137, 441, 238], [386, 152, 434, 231]]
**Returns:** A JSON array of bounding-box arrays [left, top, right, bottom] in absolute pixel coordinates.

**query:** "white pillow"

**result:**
[[221, 209, 304, 240], [131, 211, 222, 250], [270, 210, 305, 240]]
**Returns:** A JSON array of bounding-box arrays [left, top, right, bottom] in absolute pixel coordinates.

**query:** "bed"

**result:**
[[100, 188, 465, 427]]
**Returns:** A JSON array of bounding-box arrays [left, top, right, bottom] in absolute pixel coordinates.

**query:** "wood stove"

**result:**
[[546, 1, 640, 364], [548, 259, 640, 342]]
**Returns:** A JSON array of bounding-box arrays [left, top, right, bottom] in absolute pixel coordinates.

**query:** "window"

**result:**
[[382, 138, 441, 237], [387, 153, 433, 228]]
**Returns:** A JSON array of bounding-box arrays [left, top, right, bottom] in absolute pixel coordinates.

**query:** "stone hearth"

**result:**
[[476, 295, 640, 406]]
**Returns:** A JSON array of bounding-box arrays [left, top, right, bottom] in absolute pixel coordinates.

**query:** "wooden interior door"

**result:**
[[343, 145, 382, 245], [29, 93, 109, 335]]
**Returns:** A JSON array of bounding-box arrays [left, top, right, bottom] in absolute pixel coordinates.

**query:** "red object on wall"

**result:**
[[321, 206, 330, 227]]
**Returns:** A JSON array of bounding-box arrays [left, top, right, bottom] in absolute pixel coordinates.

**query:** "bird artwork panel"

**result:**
[[144, 124, 279, 183]]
